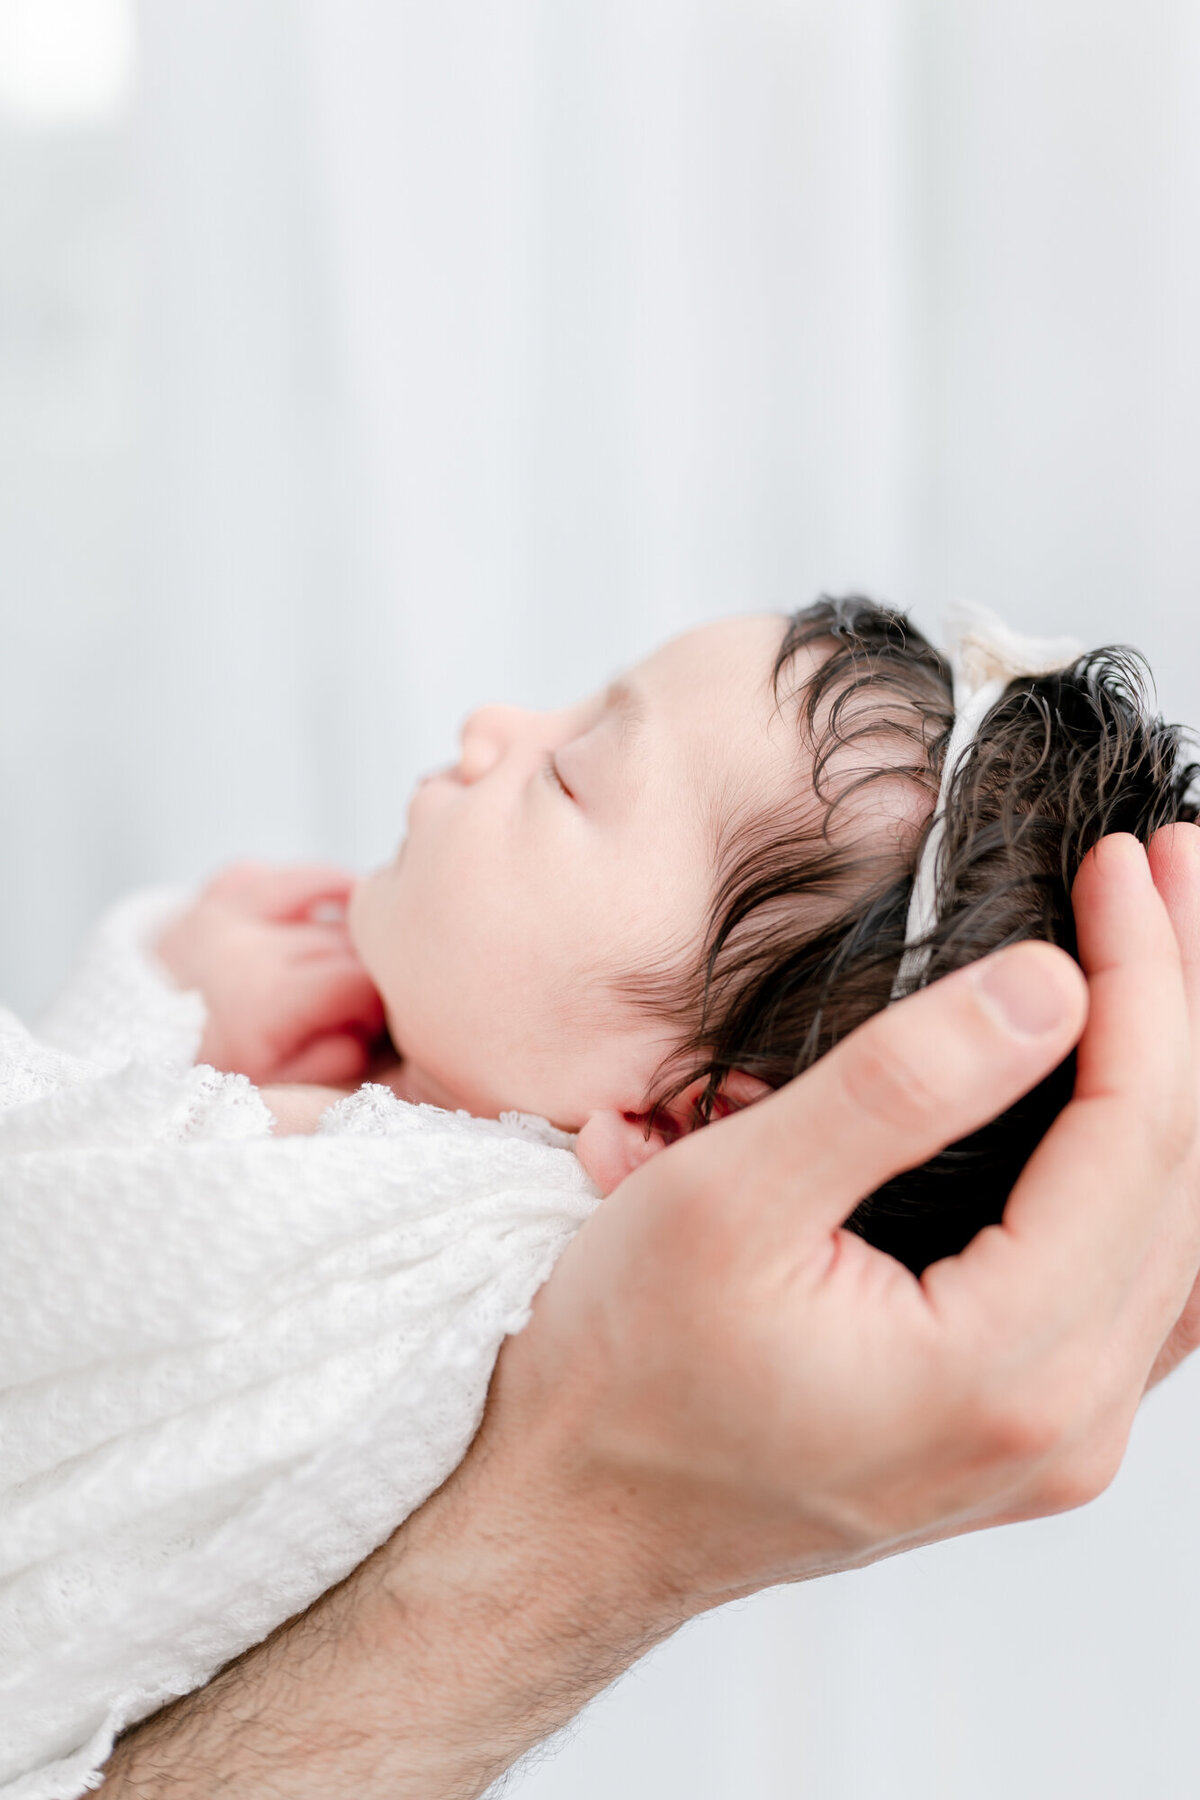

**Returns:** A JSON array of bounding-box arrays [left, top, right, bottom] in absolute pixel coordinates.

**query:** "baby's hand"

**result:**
[[155, 862, 386, 1086]]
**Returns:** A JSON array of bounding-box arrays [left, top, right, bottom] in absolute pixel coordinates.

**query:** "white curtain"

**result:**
[[6, 0, 1200, 1791]]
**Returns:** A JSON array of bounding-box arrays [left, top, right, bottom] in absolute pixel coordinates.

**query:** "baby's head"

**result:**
[[350, 599, 1196, 1269], [349, 608, 932, 1151]]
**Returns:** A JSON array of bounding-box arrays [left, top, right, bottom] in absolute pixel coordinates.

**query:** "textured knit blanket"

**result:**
[[0, 892, 599, 1798]]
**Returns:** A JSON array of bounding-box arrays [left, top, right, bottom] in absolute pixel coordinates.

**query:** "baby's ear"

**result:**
[[705, 1068, 773, 1118], [573, 1110, 667, 1195], [574, 1071, 772, 1195]]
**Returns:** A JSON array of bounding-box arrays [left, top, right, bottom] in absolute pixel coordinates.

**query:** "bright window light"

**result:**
[[0, 0, 135, 126]]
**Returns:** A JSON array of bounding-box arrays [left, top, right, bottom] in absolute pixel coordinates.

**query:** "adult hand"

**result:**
[[488, 828, 1200, 1607], [103, 829, 1200, 1800], [1145, 823, 1200, 1384]]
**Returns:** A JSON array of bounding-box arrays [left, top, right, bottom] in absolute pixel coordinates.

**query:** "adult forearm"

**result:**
[[101, 1419, 688, 1800]]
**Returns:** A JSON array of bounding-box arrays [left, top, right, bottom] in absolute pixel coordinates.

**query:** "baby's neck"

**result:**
[[364, 1050, 465, 1111]]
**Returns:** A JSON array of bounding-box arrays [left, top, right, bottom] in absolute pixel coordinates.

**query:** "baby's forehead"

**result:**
[[646, 613, 798, 777], [699, 627, 938, 854], [629, 614, 937, 847]]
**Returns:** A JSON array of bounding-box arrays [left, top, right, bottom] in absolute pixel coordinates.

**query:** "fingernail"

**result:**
[[975, 947, 1074, 1037]]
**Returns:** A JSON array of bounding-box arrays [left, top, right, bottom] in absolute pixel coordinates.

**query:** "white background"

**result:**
[[2, 4, 1199, 1795]]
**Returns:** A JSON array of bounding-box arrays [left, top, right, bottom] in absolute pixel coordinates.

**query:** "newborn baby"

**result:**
[[162, 596, 1200, 1266], [1, 598, 1193, 1798]]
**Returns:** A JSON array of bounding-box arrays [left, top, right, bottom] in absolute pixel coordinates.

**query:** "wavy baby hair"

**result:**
[[641, 596, 1199, 1275]]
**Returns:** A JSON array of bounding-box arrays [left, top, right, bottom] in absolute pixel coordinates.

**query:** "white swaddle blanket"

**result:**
[[0, 892, 600, 1798]]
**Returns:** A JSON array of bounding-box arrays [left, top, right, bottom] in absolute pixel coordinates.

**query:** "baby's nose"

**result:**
[[457, 704, 535, 782]]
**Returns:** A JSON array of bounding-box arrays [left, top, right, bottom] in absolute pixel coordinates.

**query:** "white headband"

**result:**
[[892, 601, 1083, 996]]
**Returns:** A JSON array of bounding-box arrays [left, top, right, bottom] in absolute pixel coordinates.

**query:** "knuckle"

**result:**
[[977, 1386, 1067, 1467], [1129, 1079, 1197, 1180], [836, 1032, 944, 1138], [1036, 1464, 1104, 1516], [1167, 1288, 1200, 1363], [1030, 1439, 1124, 1516]]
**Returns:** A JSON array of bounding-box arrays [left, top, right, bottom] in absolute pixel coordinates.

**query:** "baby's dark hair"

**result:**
[[641, 596, 1198, 1275]]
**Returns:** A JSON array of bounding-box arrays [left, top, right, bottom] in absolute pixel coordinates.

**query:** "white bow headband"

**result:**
[[893, 601, 1083, 996]]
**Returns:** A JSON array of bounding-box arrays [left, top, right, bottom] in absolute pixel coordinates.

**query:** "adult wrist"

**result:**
[[366, 1398, 698, 1797], [101, 1363, 698, 1800]]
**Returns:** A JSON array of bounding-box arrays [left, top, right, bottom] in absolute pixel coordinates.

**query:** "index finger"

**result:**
[[1138, 823, 1200, 1384], [1146, 823, 1200, 1039], [208, 862, 359, 922], [659, 940, 1086, 1245], [957, 834, 1196, 1327]]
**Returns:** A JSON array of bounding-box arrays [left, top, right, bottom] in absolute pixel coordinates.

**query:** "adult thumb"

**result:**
[[674, 941, 1089, 1240]]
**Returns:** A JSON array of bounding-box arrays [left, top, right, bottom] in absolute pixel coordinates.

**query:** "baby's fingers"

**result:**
[[273, 1032, 374, 1087], [282, 955, 386, 1045], [206, 861, 360, 922]]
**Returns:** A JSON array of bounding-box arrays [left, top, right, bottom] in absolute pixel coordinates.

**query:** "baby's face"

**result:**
[[349, 614, 817, 1128]]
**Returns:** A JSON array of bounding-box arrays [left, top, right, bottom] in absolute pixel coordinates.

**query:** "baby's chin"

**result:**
[[344, 867, 393, 993], [343, 873, 370, 958]]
